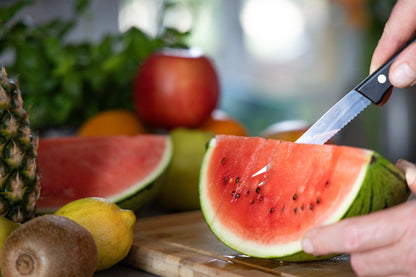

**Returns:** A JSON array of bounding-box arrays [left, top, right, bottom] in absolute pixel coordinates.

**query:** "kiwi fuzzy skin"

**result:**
[[0, 215, 98, 277]]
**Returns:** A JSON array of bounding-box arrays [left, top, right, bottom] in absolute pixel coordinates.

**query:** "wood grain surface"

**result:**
[[124, 210, 356, 277]]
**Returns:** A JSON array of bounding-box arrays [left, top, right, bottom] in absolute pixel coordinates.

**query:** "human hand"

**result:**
[[301, 159, 416, 276], [370, 0, 416, 88]]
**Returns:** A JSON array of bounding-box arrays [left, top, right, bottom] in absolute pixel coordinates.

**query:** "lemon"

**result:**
[[55, 197, 136, 271]]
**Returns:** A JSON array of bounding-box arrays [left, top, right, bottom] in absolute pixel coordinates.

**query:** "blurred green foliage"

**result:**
[[0, 0, 189, 131], [363, 0, 396, 65]]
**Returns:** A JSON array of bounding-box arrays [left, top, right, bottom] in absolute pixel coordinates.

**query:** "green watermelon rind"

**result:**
[[282, 152, 409, 261], [37, 136, 173, 214], [112, 137, 173, 211], [200, 138, 409, 261]]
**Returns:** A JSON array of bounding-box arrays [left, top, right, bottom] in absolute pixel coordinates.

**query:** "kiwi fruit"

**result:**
[[1, 215, 98, 277]]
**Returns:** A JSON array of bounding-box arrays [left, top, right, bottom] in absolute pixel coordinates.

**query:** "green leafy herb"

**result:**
[[0, 0, 189, 131]]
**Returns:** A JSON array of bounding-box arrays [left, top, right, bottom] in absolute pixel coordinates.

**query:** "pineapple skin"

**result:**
[[0, 67, 40, 223]]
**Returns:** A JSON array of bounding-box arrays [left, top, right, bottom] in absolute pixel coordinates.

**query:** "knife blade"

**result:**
[[296, 35, 416, 145], [295, 90, 370, 144]]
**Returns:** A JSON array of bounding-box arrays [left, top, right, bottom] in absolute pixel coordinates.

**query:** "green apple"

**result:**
[[156, 128, 214, 211]]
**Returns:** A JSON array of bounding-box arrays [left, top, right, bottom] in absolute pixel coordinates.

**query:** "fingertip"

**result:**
[[302, 228, 319, 254], [369, 63, 378, 75], [369, 34, 390, 75], [396, 159, 416, 189], [369, 53, 383, 76], [395, 158, 407, 170], [390, 62, 416, 88], [301, 237, 314, 254], [302, 224, 346, 256]]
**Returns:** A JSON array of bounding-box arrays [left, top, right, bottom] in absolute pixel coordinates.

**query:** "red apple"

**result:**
[[133, 48, 220, 129]]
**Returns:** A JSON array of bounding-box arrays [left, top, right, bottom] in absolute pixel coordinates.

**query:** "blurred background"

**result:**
[[0, 0, 415, 162]]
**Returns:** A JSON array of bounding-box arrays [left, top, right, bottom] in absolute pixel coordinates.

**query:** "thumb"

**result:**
[[396, 159, 416, 193], [389, 42, 416, 88]]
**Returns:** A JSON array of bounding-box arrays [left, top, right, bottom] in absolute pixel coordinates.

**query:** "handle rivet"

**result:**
[[377, 74, 387, 84]]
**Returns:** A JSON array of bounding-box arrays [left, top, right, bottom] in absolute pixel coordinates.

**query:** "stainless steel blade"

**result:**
[[295, 89, 371, 145]]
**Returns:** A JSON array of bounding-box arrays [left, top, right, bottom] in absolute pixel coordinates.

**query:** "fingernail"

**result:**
[[302, 237, 314, 253], [390, 63, 416, 88]]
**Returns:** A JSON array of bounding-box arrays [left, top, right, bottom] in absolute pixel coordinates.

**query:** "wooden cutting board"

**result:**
[[124, 210, 356, 277]]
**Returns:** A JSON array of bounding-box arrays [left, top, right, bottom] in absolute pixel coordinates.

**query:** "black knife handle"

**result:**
[[355, 35, 416, 105]]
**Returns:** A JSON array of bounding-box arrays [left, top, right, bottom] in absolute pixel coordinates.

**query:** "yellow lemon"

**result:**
[[55, 197, 136, 271]]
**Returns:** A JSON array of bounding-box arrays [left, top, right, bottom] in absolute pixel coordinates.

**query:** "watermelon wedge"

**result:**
[[200, 135, 409, 261], [37, 135, 172, 213]]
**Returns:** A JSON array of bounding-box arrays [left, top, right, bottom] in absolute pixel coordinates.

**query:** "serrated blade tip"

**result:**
[[296, 90, 371, 145]]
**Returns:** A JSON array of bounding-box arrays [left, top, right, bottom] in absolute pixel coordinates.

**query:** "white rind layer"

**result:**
[[200, 138, 372, 258]]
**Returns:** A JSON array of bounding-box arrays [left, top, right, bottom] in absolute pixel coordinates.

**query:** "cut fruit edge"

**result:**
[[199, 137, 403, 258]]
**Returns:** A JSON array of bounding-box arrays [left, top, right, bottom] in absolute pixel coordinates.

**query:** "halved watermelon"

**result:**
[[200, 135, 409, 261], [37, 135, 172, 213]]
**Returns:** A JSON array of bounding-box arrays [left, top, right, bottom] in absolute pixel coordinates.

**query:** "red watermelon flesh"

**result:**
[[200, 135, 409, 260], [37, 135, 172, 213]]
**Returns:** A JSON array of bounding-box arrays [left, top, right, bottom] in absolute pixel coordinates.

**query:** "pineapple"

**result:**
[[0, 67, 39, 223]]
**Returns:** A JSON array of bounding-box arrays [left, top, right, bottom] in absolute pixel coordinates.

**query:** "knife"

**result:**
[[296, 35, 416, 145]]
